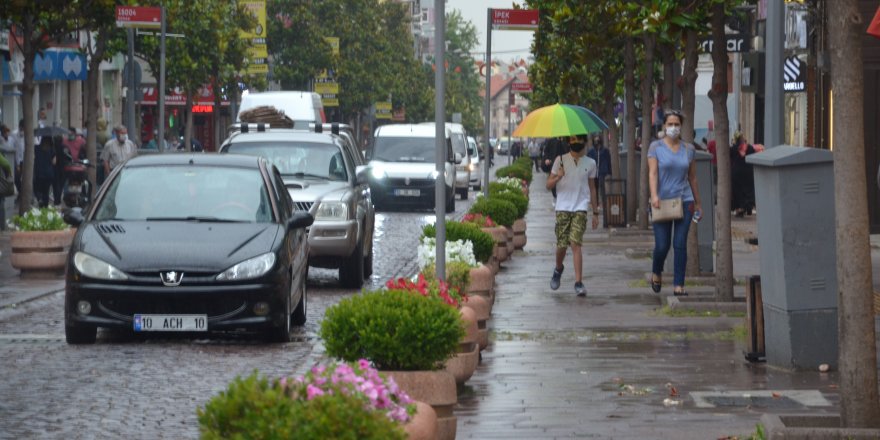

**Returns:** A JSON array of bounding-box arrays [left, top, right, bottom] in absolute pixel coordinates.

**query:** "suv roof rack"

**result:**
[[308, 122, 353, 136]]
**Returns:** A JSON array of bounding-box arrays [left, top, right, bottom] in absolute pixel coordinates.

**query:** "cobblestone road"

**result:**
[[0, 195, 474, 439]]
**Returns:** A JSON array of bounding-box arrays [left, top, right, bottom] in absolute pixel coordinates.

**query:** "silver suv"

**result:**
[[220, 125, 375, 288]]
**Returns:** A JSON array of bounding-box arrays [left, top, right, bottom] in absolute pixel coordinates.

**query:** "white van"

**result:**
[[237, 91, 326, 128], [420, 122, 471, 199], [368, 124, 459, 212]]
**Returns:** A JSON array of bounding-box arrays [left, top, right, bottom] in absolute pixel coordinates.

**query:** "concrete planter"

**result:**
[[481, 227, 509, 262], [466, 264, 494, 305], [761, 414, 880, 439], [10, 229, 75, 277], [444, 341, 479, 385], [503, 226, 514, 254], [465, 295, 490, 350], [404, 401, 438, 440], [386, 370, 457, 440], [512, 218, 527, 249]]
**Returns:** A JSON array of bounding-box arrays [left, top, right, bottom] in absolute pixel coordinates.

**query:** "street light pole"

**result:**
[[157, 6, 166, 152], [765, 0, 784, 148], [483, 9, 492, 199], [434, 0, 447, 280]]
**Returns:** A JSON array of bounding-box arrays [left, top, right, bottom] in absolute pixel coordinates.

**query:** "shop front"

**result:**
[[138, 86, 231, 152]]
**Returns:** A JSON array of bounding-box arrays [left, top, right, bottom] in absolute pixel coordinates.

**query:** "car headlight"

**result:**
[[467, 163, 476, 172], [74, 252, 128, 280], [315, 201, 348, 220], [429, 170, 440, 179], [216, 252, 276, 281], [371, 166, 386, 179]]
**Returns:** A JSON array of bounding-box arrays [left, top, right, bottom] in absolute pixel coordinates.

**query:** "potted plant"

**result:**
[[468, 197, 517, 263], [422, 220, 496, 308], [320, 289, 464, 440], [8, 207, 75, 277], [489, 183, 529, 249], [197, 360, 429, 440]]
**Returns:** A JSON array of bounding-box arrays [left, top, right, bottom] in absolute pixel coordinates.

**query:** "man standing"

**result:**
[[102, 125, 137, 176], [546, 134, 599, 296], [586, 135, 611, 212], [528, 138, 541, 172], [11, 119, 25, 196]]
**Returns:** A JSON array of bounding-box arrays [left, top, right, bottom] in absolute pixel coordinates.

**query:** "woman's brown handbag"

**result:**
[[650, 198, 683, 223]]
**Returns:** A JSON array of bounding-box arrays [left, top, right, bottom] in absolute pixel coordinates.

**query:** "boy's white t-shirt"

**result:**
[[551, 152, 597, 212]]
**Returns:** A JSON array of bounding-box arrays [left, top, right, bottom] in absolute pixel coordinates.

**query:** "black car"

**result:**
[[63, 154, 313, 344]]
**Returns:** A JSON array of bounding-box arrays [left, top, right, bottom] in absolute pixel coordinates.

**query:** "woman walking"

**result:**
[[647, 110, 702, 296]]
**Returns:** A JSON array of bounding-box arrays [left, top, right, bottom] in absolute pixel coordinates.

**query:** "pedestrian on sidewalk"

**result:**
[[586, 135, 611, 212], [528, 138, 541, 172], [541, 137, 570, 200], [101, 125, 137, 177], [546, 134, 599, 296], [648, 110, 702, 296]]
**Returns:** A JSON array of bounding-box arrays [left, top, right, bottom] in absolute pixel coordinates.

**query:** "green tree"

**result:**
[[1, 0, 88, 213], [267, 0, 333, 90]]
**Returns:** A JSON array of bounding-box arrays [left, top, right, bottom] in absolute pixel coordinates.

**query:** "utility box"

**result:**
[[746, 146, 838, 371]]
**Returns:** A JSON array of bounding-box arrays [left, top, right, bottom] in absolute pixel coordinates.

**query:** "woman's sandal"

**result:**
[[651, 274, 662, 293]]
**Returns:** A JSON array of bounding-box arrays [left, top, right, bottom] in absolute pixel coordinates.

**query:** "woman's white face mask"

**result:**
[[665, 126, 681, 139]]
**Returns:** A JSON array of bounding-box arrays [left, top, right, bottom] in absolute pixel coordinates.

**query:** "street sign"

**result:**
[[376, 102, 392, 119], [322, 95, 339, 107], [116, 6, 162, 29], [241, 1, 267, 76], [315, 82, 339, 94], [491, 9, 539, 31], [783, 56, 805, 92], [240, 1, 267, 40], [511, 81, 532, 93]]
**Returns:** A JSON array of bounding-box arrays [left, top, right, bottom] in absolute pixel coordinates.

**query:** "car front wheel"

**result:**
[[268, 284, 292, 342], [292, 274, 306, 326], [339, 241, 365, 288]]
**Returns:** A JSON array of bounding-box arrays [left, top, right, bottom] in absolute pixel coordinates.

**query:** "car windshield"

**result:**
[[226, 141, 347, 181], [372, 136, 437, 162], [94, 165, 273, 223]]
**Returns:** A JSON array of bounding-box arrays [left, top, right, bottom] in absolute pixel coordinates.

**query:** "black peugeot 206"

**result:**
[[63, 154, 313, 344]]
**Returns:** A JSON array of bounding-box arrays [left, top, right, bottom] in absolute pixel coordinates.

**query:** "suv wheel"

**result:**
[[363, 242, 373, 278], [340, 242, 365, 288]]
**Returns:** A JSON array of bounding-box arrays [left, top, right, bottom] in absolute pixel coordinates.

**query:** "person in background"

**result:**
[[528, 138, 542, 172], [0, 125, 13, 229], [546, 134, 599, 297], [586, 135, 611, 212], [102, 125, 138, 177], [705, 135, 717, 185], [730, 131, 756, 217], [63, 127, 86, 162], [34, 136, 57, 208], [648, 110, 702, 297], [144, 130, 169, 150], [11, 119, 25, 196]]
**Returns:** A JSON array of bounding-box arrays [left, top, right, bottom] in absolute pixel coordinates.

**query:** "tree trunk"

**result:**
[[829, 0, 880, 427], [85, 28, 107, 193], [603, 69, 621, 183], [19, 30, 37, 215], [708, 2, 733, 302], [638, 34, 655, 230], [660, 43, 675, 112], [680, 30, 700, 277], [624, 39, 638, 224]]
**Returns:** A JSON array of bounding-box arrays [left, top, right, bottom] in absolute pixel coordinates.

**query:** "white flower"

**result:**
[[417, 237, 479, 269]]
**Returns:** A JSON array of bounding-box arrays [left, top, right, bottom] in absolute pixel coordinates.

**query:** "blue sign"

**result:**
[[35, 50, 87, 81]]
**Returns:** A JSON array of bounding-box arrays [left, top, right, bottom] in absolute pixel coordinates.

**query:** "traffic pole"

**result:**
[[483, 8, 492, 198], [157, 6, 166, 152], [434, 0, 446, 280]]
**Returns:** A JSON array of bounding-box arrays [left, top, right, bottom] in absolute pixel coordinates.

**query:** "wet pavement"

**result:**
[[1, 163, 879, 439]]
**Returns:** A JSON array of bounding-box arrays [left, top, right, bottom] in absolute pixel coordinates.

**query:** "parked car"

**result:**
[[63, 154, 313, 344], [467, 135, 482, 191], [368, 123, 459, 212], [220, 124, 375, 288]]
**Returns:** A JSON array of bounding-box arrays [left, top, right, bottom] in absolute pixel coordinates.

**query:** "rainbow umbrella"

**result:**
[[512, 103, 609, 138]]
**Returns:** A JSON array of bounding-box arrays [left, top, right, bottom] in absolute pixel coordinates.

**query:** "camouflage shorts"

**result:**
[[555, 211, 587, 248]]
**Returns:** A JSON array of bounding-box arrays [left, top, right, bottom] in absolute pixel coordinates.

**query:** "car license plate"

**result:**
[[394, 189, 420, 197], [133, 314, 207, 332]]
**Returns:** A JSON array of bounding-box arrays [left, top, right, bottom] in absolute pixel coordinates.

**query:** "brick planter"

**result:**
[[386, 370, 457, 440], [10, 229, 76, 277], [512, 218, 527, 249], [466, 264, 495, 305], [481, 227, 509, 262]]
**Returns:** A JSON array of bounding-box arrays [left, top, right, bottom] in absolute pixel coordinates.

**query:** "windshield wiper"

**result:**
[[287, 172, 328, 180], [145, 216, 247, 223]]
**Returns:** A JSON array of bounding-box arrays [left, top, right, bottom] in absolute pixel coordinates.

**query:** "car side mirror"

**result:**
[[64, 207, 85, 227], [288, 211, 314, 230], [454, 152, 463, 164], [355, 165, 370, 185]]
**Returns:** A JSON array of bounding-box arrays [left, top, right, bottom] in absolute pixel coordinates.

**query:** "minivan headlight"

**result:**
[[315, 201, 348, 220], [216, 253, 276, 281], [371, 166, 387, 179], [429, 170, 440, 179], [74, 252, 128, 280]]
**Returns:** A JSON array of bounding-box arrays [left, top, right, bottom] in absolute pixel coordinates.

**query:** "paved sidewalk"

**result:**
[[455, 169, 880, 439], [0, 232, 65, 310]]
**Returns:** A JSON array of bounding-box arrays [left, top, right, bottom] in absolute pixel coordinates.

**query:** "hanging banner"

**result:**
[[241, 1, 268, 75]]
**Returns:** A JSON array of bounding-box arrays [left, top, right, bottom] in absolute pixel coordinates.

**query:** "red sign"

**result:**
[[392, 109, 406, 122], [192, 105, 214, 113], [511, 82, 533, 93], [491, 9, 539, 31], [116, 6, 162, 29], [138, 87, 229, 106]]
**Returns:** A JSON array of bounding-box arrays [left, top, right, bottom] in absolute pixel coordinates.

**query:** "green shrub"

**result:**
[[320, 289, 465, 371], [489, 189, 528, 218], [198, 372, 407, 440], [421, 260, 472, 297], [468, 197, 517, 227], [422, 220, 494, 264], [496, 164, 532, 184], [514, 156, 533, 170]]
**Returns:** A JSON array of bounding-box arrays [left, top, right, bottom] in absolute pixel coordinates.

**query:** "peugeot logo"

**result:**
[[160, 271, 184, 287], [405, 177, 411, 185]]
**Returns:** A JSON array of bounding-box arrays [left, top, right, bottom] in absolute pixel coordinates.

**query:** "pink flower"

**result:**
[[306, 384, 324, 400]]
